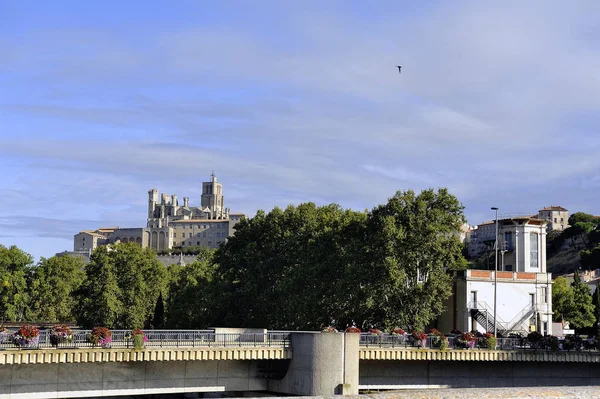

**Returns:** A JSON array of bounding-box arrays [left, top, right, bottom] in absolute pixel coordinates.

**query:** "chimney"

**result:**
[[183, 197, 189, 207]]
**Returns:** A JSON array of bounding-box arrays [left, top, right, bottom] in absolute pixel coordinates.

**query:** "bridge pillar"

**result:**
[[268, 332, 359, 396]]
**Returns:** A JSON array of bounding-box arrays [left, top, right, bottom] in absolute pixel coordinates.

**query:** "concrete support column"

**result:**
[[268, 332, 359, 396]]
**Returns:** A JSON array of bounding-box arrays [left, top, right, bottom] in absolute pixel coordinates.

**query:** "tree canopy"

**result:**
[[76, 243, 168, 329], [29, 255, 85, 323], [0, 245, 33, 322], [212, 188, 466, 331]]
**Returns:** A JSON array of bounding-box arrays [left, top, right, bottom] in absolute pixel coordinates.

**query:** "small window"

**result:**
[[529, 293, 535, 307], [197, 241, 200, 245], [541, 287, 547, 303], [203, 232, 206, 237], [561, 218, 564, 222], [208, 233, 212, 238], [470, 291, 477, 305], [554, 218, 557, 223], [173, 233, 176, 238], [203, 224, 207, 229], [208, 241, 212, 246]]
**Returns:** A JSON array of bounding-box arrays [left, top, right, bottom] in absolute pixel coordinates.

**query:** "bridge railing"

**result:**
[[0, 330, 291, 350], [359, 333, 599, 352]]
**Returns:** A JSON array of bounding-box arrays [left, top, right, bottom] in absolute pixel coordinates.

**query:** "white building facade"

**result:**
[[440, 217, 554, 336]]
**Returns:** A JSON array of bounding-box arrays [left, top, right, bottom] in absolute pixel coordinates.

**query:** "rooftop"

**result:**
[[539, 205, 568, 212]]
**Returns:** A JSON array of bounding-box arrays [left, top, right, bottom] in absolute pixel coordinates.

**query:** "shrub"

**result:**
[[485, 332, 497, 350], [50, 325, 73, 347], [131, 329, 148, 350], [345, 326, 361, 333], [563, 335, 582, 351], [527, 331, 543, 348], [88, 327, 112, 347], [430, 329, 447, 351], [545, 335, 559, 352]]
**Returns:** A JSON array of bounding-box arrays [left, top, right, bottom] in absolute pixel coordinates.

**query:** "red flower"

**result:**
[[345, 327, 361, 333], [17, 324, 40, 339]]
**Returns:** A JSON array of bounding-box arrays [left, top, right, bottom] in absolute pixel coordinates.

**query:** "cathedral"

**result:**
[[73, 174, 245, 253]]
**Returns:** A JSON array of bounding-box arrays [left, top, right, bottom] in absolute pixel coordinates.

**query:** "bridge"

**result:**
[[0, 329, 599, 398]]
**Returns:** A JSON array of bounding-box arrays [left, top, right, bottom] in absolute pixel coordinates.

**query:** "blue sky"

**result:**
[[1, 1, 600, 261]]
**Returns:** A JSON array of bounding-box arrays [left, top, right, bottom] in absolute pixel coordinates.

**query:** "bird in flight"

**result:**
[[396, 65, 402, 74]]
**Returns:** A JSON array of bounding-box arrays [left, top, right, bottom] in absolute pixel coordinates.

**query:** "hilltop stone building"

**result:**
[[73, 174, 245, 253], [537, 205, 569, 231]]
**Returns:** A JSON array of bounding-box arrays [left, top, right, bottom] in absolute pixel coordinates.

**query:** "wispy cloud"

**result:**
[[1, 0, 600, 259]]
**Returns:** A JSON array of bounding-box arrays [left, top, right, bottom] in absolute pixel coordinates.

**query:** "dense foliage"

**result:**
[[76, 243, 168, 329], [552, 273, 595, 330], [0, 188, 468, 331]]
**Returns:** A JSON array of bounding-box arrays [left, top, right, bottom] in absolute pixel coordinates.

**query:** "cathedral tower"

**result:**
[[201, 172, 225, 218]]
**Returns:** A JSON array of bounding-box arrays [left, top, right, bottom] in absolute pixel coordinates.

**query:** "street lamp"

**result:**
[[491, 207, 499, 341]]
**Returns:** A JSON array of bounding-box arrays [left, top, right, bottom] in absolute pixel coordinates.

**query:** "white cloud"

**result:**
[[1, 0, 600, 258]]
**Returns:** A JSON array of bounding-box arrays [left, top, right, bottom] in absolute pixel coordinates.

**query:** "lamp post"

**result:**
[[491, 207, 499, 341]]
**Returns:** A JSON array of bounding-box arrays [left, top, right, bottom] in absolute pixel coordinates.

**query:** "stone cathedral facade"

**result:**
[[73, 174, 245, 253]]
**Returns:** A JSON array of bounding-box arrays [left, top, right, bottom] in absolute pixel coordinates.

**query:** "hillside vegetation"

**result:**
[[547, 212, 600, 275]]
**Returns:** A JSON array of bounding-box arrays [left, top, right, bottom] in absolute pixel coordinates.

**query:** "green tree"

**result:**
[[552, 276, 574, 322], [153, 292, 165, 329], [111, 243, 168, 329], [29, 255, 85, 323], [568, 212, 598, 226], [569, 271, 595, 329], [0, 245, 33, 322], [213, 188, 466, 332], [214, 203, 367, 330], [360, 188, 466, 330], [592, 287, 600, 335], [166, 249, 217, 328], [76, 246, 123, 328], [76, 243, 167, 328]]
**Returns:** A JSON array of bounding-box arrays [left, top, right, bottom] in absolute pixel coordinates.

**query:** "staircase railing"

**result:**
[[467, 301, 508, 332], [505, 304, 534, 334]]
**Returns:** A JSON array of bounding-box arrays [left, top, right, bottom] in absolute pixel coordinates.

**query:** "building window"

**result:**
[[173, 233, 176, 238], [208, 233, 212, 238], [470, 291, 477, 305], [541, 287, 547, 303], [543, 321, 548, 335], [529, 293, 535, 307], [197, 241, 200, 245], [530, 232, 539, 268], [208, 241, 212, 246], [504, 231, 513, 251], [203, 232, 206, 237], [203, 225, 207, 229], [554, 218, 557, 223], [505, 264, 513, 271], [561, 218, 564, 222]]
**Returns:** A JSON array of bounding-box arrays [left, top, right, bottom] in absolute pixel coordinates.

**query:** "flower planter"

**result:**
[[14, 336, 39, 349], [466, 340, 476, 349]]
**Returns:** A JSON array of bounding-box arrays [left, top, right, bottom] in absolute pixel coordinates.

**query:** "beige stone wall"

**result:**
[[171, 220, 230, 249]]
